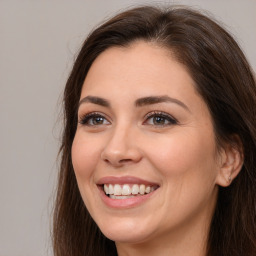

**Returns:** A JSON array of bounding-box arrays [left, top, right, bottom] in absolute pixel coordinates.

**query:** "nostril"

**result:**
[[119, 159, 132, 163], [101, 147, 142, 166], [103, 158, 132, 167]]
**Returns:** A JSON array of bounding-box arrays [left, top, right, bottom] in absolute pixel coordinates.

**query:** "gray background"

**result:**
[[0, 0, 255, 255]]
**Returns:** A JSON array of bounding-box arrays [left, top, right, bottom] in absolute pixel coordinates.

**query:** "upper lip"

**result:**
[[97, 175, 159, 186]]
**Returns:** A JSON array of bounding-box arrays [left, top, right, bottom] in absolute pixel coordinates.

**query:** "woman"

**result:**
[[53, 5, 256, 256]]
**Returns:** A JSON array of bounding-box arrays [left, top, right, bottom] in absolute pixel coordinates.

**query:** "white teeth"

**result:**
[[108, 184, 114, 195], [122, 184, 131, 195], [110, 195, 134, 199], [104, 184, 109, 194], [103, 183, 157, 197], [114, 184, 122, 195], [132, 184, 139, 195], [139, 184, 145, 195]]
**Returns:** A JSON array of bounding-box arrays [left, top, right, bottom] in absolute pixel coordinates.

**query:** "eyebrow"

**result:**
[[78, 96, 110, 108], [135, 95, 190, 112], [78, 95, 190, 112]]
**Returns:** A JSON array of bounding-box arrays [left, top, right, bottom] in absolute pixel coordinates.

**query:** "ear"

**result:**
[[216, 135, 244, 187]]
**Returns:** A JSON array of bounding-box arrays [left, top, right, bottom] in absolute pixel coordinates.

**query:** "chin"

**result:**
[[103, 230, 151, 244], [97, 218, 155, 244]]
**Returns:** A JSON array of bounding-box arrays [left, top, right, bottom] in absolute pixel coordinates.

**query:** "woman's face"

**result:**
[[72, 41, 222, 245]]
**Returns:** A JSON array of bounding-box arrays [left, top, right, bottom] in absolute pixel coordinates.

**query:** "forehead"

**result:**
[[81, 41, 199, 103]]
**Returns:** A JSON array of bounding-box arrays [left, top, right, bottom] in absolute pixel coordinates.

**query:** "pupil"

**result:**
[[154, 116, 165, 124], [94, 117, 103, 124]]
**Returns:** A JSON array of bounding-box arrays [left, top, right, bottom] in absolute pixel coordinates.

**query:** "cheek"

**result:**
[[71, 131, 101, 180], [144, 129, 218, 182], [71, 132, 105, 213], [143, 130, 218, 222]]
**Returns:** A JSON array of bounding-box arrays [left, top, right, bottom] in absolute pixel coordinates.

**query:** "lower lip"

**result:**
[[98, 186, 158, 209]]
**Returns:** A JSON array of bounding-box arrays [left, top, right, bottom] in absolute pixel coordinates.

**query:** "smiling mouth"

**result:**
[[103, 184, 159, 199]]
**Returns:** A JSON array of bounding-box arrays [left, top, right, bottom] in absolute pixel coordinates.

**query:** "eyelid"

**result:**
[[78, 111, 111, 125], [78, 110, 178, 126], [143, 111, 178, 125]]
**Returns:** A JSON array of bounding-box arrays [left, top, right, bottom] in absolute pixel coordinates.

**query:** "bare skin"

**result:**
[[72, 41, 243, 256]]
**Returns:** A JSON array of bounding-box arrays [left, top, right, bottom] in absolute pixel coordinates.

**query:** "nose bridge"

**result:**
[[108, 122, 129, 150], [101, 121, 141, 166]]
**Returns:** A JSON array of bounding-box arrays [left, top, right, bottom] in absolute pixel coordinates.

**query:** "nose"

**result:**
[[100, 125, 142, 167]]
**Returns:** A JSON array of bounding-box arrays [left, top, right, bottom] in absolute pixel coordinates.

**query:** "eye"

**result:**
[[144, 111, 178, 126], [79, 112, 111, 126]]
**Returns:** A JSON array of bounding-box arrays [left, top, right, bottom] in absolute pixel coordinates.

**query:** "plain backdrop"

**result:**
[[0, 0, 255, 255]]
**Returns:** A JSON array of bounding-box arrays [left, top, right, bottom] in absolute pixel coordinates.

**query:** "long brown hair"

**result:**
[[53, 6, 256, 256]]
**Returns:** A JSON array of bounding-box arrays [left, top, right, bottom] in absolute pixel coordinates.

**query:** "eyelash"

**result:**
[[79, 112, 110, 126], [144, 111, 178, 126], [78, 111, 178, 127]]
